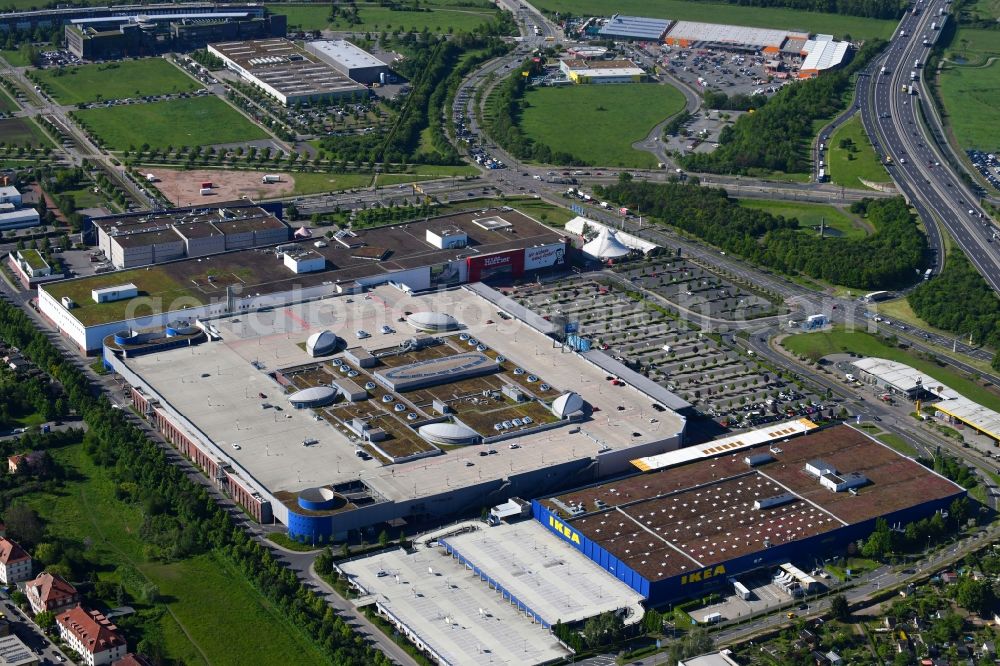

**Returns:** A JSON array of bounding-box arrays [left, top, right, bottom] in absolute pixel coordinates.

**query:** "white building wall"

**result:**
[[0, 558, 31, 584]]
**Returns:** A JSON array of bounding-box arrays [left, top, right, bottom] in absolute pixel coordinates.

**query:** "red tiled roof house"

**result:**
[[56, 606, 127, 666]]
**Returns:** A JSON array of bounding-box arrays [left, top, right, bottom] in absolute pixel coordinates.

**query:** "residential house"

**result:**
[[112, 655, 152, 666], [0, 538, 32, 585], [56, 606, 127, 666], [7, 451, 48, 475], [25, 572, 79, 615], [825, 652, 842, 666]]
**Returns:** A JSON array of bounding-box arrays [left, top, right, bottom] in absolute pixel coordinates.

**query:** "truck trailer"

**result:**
[[261, 174, 281, 184]]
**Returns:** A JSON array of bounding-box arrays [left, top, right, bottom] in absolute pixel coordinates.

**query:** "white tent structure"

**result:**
[[582, 227, 631, 260]]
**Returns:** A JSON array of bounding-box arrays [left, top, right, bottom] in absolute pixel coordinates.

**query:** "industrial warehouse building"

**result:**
[[92, 202, 289, 269], [664, 20, 809, 53], [304, 39, 390, 84], [208, 38, 367, 105], [40, 208, 570, 353], [65, 9, 285, 59], [533, 423, 964, 605], [560, 59, 645, 84], [852, 357, 1000, 444], [598, 14, 672, 41]]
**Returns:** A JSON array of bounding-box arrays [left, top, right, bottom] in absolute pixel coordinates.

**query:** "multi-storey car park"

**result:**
[[39, 206, 570, 353], [102, 285, 689, 540]]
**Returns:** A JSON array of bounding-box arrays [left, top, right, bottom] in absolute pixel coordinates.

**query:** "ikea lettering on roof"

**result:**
[[680, 565, 726, 585], [548, 515, 581, 544]]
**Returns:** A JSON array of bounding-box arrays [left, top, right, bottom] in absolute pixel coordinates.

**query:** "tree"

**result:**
[[34, 611, 55, 630], [315, 547, 334, 576], [5, 503, 44, 547], [955, 577, 993, 615], [831, 594, 850, 621], [642, 608, 662, 634]]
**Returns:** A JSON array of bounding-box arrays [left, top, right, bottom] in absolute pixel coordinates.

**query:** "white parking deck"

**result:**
[[340, 537, 570, 666], [440, 521, 645, 626]]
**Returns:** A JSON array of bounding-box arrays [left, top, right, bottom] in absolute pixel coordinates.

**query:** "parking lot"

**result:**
[[661, 46, 795, 98], [967, 149, 1000, 193], [614, 255, 781, 320], [510, 278, 822, 425], [37, 48, 81, 69]]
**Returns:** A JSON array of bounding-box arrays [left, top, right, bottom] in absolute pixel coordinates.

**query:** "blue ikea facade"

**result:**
[[532, 488, 963, 606]]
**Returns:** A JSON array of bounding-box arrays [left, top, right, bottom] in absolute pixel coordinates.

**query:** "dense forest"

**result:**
[[594, 181, 926, 289], [907, 250, 1000, 352], [0, 302, 391, 665], [680, 40, 883, 175]]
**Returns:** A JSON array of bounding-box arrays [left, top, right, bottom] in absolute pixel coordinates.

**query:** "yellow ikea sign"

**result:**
[[548, 516, 581, 545], [681, 565, 726, 585]]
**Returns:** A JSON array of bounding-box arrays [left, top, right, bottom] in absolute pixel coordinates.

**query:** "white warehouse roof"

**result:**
[[851, 357, 956, 398], [665, 20, 808, 50], [306, 39, 384, 70], [800, 38, 849, 72], [632, 418, 818, 472]]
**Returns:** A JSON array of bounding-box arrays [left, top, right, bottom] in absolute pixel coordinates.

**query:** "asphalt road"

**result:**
[[861, 0, 1000, 291]]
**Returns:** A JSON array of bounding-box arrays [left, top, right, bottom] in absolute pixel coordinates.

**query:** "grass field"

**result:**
[[739, 199, 870, 239], [269, 2, 498, 33], [0, 87, 17, 113], [73, 97, 268, 151], [947, 27, 1000, 64], [530, 0, 895, 40], [25, 443, 331, 666], [939, 57, 1000, 154], [34, 59, 200, 105], [518, 83, 685, 168], [781, 326, 1000, 412], [0, 117, 51, 147], [827, 115, 891, 188], [44, 265, 201, 326], [0, 49, 32, 68], [967, 0, 1000, 19], [876, 432, 919, 457]]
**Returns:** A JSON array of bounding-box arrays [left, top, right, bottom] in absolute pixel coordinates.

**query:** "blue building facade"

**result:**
[[532, 490, 963, 606]]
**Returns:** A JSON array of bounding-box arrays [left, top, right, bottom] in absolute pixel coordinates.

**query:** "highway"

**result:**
[[861, 0, 1000, 291]]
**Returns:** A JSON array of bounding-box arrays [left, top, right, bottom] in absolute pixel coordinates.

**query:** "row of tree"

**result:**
[[485, 58, 586, 166], [907, 249, 1000, 361], [594, 180, 926, 289], [680, 40, 884, 175], [701, 89, 769, 112], [0, 300, 392, 664]]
